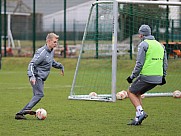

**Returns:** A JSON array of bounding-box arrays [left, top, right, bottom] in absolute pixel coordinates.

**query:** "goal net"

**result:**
[[69, 0, 181, 102]]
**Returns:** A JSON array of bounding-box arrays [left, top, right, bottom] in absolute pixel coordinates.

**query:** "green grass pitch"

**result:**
[[0, 57, 180, 136]]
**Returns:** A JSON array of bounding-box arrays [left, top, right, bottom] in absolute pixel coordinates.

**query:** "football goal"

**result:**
[[69, 0, 181, 102]]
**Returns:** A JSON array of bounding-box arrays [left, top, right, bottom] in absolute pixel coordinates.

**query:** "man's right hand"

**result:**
[[30, 77, 36, 85]]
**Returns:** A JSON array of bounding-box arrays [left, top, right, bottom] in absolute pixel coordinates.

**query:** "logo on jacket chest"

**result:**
[[45, 55, 52, 63]]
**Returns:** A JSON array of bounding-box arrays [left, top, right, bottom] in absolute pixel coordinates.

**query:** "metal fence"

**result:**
[[0, 0, 181, 59], [1, 0, 91, 58]]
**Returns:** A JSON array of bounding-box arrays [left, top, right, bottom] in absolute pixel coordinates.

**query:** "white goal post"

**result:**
[[68, 0, 181, 102]]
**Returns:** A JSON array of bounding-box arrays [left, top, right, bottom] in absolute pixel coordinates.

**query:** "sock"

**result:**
[[136, 111, 140, 117], [136, 105, 144, 115], [135, 111, 140, 121]]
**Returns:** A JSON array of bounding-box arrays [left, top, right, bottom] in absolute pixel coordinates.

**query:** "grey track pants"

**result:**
[[18, 77, 44, 114]]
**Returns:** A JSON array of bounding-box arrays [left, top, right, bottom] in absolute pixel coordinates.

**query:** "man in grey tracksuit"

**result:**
[[126, 25, 168, 125], [15, 33, 64, 120]]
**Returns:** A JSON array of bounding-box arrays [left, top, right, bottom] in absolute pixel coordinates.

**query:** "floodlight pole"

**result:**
[[95, 0, 99, 59], [32, 0, 36, 55], [0, 0, 2, 69], [166, 0, 169, 58], [4, 0, 7, 57], [112, 0, 118, 102], [64, 0, 67, 58]]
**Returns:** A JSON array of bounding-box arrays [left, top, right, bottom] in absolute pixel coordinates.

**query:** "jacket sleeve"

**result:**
[[162, 45, 168, 77], [130, 42, 148, 79], [52, 60, 64, 70], [27, 51, 45, 78]]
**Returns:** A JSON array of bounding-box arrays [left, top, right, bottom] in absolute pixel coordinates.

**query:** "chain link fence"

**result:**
[[1, 0, 93, 58]]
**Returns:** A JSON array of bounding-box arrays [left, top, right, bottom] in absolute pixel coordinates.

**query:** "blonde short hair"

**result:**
[[46, 33, 59, 42]]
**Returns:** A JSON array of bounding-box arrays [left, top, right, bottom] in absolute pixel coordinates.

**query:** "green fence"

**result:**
[[0, 0, 181, 59]]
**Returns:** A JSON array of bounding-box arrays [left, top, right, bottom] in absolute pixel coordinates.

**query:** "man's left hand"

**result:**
[[60, 69, 64, 76], [126, 76, 133, 83], [159, 77, 166, 85]]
